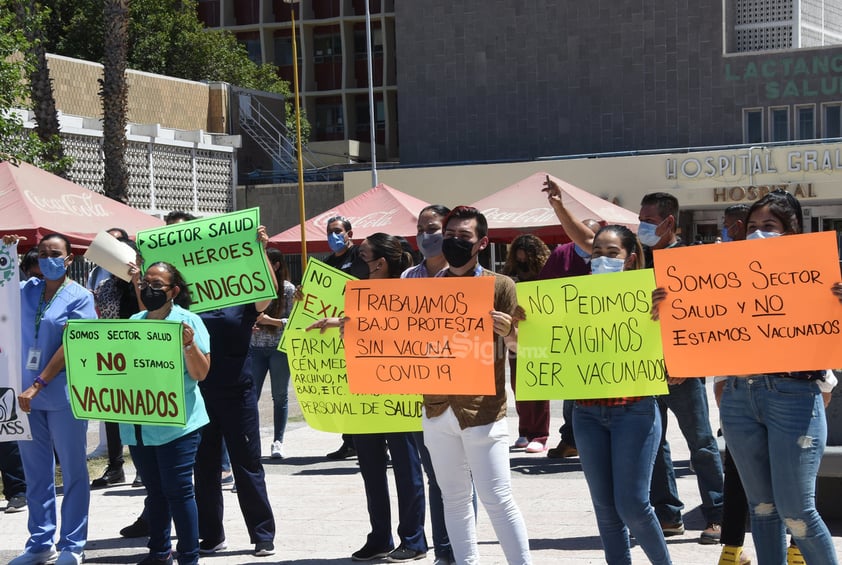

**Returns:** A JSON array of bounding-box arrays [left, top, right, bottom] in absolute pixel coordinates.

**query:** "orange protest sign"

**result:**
[[653, 231, 842, 377], [344, 277, 496, 394]]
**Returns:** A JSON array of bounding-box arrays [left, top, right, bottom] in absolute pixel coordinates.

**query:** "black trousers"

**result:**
[[0, 441, 26, 499], [194, 385, 275, 544]]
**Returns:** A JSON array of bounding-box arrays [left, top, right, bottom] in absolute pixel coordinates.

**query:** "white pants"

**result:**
[[423, 407, 531, 565]]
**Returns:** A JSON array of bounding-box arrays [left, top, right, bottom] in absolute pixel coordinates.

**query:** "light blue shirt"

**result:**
[[20, 278, 97, 411], [119, 304, 211, 446]]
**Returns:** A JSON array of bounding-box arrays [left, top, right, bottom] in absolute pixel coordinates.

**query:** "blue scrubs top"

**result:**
[[20, 278, 97, 411], [119, 304, 211, 447]]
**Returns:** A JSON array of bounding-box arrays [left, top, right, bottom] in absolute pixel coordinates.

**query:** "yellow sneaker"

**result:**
[[787, 545, 806, 565], [718, 545, 751, 565]]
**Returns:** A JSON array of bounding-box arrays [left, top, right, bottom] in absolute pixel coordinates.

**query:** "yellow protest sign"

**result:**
[[286, 329, 422, 433], [515, 270, 668, 400], [344, 277, 496, 395], [653, 231, 842, 377], [63, 319, 186, 425], [278, 258, 349, 352], [136, 208, 275, 313], [284, 260, 421, 433]]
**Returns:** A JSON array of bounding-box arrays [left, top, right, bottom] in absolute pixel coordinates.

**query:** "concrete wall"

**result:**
[[235, 181, 345, 236], [48, 54, 214, 132], [394, 0, 842, 164]]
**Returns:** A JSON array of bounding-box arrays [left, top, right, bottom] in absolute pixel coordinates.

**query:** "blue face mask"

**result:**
[[637, 221, 662, 247], [590, 256, 625, 275], [720, 227, 733, 243], [327, 232, 347, 253], [573, 244, 591, 262], [746, 230, 782, 241], [38, 256, 67, 281]]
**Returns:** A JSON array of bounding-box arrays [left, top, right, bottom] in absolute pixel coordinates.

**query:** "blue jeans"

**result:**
[[250, 345, 291, 444], [574, 398, 671, 565], [130, 430, 202, 565], [721, 376, 838, 565], [414, 432, 451, 560], [651, 378, 723, 524], [354, 433, 427, 553]]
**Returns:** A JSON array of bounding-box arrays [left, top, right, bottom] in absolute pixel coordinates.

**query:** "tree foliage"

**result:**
[[43, 0, 306, 137], [0, 10, 70, 174]]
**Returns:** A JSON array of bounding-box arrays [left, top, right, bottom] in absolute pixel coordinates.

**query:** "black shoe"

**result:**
[[326, 443, 357, 460], [137, 553, 173, 565], [132, 475, 144, 488], [91, 466, 125, 488], [351, 544, 393, 561], [120, 516, 149, 538], [198, 540, 227, 554], [254, 541, 275, 557], [386, 545, 427, 562]]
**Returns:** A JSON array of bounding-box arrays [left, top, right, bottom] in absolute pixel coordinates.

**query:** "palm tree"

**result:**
[[12, 1, 68, 177], [101, 0, 129, 204]]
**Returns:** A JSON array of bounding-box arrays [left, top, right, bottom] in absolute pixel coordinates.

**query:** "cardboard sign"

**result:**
[[344, 277, 496, 394], [286, 328, 422, 433], [136, 208, 275, 313], [654, 231, 842, 377], [63, 319, 186, 426], [515, 270, 668, 400], [279, 259, 351, 352]]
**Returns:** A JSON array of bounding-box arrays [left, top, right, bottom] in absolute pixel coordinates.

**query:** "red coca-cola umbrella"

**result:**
[[268, 183, 431, 253], [0, 160, 164, 251], [469, 172, 639, 244]]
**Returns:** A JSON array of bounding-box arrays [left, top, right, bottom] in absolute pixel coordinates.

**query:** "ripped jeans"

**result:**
[[721, 376, 838, 565]]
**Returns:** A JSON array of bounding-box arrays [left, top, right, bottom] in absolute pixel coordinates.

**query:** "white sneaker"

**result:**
[[55, 551, 84, 565], [9, 548, 58, 565], [270, 441, 284, 459]]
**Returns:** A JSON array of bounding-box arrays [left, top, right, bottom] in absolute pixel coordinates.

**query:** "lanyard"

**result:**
[[35, 280, 68, 340]]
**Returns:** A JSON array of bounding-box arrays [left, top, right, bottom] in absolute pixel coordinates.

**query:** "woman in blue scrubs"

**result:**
[[4, 233, 96, 565]]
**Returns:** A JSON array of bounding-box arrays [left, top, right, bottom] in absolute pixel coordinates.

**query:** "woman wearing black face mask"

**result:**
[[308, 233, 428, 562], [122, 261, 211, 565]]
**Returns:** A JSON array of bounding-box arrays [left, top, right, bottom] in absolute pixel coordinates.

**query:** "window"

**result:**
[[770, 106, 789, 141], [795, 105, 815, 140], [273, 36, 294, 66], [743, 108, 763, 143], [823, 103, 842, 138]]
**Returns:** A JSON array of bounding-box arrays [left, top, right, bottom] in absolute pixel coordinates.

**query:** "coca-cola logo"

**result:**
[[316, 208, 399, 229], [24, 190, 110, 217], [480, 207, 556, 225]]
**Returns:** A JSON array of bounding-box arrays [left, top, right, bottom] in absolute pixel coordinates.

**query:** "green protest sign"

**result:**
[[279, 258, 351, 352], [286, 328, 422, 433], [136, 208, 275, 313], [63, 319, 186, 426], [515, 270, 668, 400]]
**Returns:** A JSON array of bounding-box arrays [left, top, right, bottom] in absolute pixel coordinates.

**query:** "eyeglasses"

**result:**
[[138, 281, 171, 291]]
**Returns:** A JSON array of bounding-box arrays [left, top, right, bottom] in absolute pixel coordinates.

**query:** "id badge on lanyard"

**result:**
[[26, 347, 42, 371]]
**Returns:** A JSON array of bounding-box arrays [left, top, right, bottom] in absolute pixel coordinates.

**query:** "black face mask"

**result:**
[[516, 261, 530, 272], [442, 237, 476, 268], [141, 286, 169, 312], [348, 257, 372, 280]]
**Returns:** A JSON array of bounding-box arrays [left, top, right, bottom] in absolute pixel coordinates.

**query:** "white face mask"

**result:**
[[746, 230, 782, 240], [590, 256, 625, 275], [637, 221, 662, 247]]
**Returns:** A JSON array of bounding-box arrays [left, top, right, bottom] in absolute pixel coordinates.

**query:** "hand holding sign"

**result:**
[[654, 232, 842, 377]]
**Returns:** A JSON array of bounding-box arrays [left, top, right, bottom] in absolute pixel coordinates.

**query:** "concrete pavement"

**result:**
[[1, 381, 841, 564]]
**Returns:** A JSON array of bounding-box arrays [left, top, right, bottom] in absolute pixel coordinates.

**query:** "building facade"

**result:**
[[393, 0, 842, 164], [197, 0, 399, 161]]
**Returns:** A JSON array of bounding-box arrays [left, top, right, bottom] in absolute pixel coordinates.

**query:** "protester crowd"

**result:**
[[2, 179, 842, 565]]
